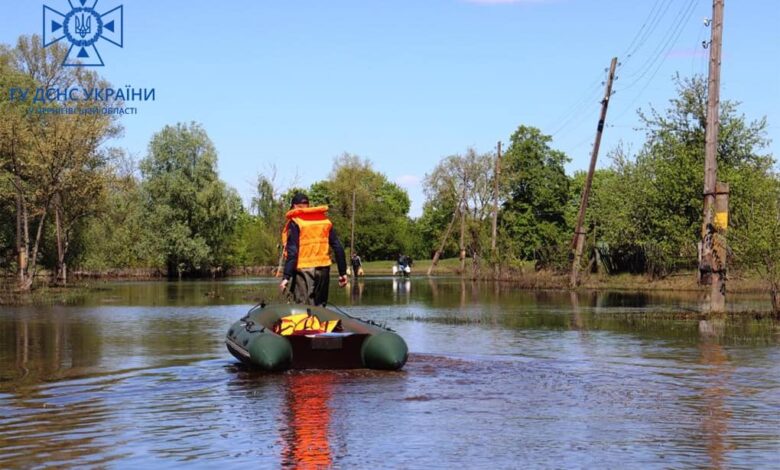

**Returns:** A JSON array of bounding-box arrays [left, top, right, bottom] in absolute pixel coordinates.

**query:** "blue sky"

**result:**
[[2, 0, 778, 216]]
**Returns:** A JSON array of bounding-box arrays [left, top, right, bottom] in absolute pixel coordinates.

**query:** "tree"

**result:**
[[0, 35, 121, 288], [422, 148, 495, 275], [78, 149, 160, 270], [500, 125, 571, 267], [308, 154, 411, 260], [140, 122, 242, 278], [0, 43, 36, 286], [227, 171, 293, 268], [729, 169, 780, 311], [565, 143, 648, 274], [621, 74, 771, 277]]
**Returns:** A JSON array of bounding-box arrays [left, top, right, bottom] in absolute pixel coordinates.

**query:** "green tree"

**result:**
[[224, 172, 293, 269], [615, 75, 771, 277], [500, 125, 571, 267], [0, 35, 121, 288], [1, 42, 37, 285], [566, 143, 647, 274], [422, 148, 495, 274], [140, 122, 242, 277], [78, 150, 160, 270], [308, 154, 411, 260], [729, 169, 780, 311]]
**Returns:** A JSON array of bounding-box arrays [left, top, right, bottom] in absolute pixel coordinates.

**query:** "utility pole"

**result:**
[[491, 142, 501, 258], [350, 189, 356, 254], [570, 57, 618, 288], [700, 0, 727, 312], [491, 141, 502, 280], [459, 205, 467, 272], [428, 192, 465, 276]]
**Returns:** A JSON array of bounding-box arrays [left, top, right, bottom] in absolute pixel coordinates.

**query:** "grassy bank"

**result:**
[[361, 259, 772, 294], [0, 285, 95, 306], [1, 258, 774, 298]]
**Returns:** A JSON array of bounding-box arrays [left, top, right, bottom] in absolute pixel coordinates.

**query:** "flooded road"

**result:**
[[1, 278, 779, 468]]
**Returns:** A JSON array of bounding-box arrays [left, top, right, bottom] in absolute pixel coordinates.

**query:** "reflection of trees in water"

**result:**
[[596, 291, 650, 309], [0, 307, 102, 388], [0, 308, 113, 467], [281, 372, 335, 468]]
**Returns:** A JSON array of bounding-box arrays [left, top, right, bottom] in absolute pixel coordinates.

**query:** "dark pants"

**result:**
[[291, 266, 330, 306]]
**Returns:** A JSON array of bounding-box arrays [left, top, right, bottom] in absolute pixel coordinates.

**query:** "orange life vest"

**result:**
[[282, 206, 333, 269], [272, 313, 341, 336]]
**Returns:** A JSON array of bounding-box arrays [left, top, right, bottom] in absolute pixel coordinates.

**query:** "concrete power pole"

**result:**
[[570, 57, 618, 289], [700, 0, 727, 312]]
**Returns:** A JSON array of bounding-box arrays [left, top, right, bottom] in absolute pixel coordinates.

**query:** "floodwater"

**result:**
[[1, 277, 779, 469]]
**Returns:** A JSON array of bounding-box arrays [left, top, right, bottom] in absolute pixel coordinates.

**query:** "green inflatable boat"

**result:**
[[225, 303, 408, 371]]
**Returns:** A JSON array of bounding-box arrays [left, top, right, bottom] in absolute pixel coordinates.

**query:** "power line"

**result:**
[[620, 0, 677, 69], [620, 0, 701, 87], [545, 71, 606, 138], [611, 0, 701, 122], [545, 0, 702, 146]]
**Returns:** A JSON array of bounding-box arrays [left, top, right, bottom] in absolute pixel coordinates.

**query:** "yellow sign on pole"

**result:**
[[714, 211, 728, 230]]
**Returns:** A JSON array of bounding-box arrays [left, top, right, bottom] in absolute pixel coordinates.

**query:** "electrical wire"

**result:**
[[620, 0, 677, 70], [545, 71, 606, 138], [620, 0, 701, 87], [610, 0, 702, 122]]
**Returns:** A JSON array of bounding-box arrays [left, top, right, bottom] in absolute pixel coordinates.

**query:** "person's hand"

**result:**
[[338, 275, 348, 287], [279, 279, 289, 292]]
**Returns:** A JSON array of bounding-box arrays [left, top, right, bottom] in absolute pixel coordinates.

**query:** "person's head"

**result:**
[[290, 192, 310, 209]]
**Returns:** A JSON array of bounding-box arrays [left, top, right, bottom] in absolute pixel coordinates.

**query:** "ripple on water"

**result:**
[[2, 291, 780, 469]]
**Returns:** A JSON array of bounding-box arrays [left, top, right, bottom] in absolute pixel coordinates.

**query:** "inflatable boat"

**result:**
[[225, 303, 408, 371]]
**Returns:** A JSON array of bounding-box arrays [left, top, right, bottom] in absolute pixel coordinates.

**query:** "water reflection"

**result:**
[[0, 279, 778, 468], [391, 278, 411, 303], [348, 280, 364, 304], [569, 291, 586, 330], [0, 308, 102, 387], [280, 372, 335, 468], [698, 320, 732, 470]]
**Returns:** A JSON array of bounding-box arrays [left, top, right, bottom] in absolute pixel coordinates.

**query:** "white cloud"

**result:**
[[395, 175, 421, 188]]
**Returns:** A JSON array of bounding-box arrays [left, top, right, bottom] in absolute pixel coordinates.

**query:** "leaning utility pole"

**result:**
[[700, 0, 727, 312], [570, 57, 618, 288], [428, 191, 466, 276]]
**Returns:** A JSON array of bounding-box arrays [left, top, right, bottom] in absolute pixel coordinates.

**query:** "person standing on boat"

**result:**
[[279, 192, 348, 306]]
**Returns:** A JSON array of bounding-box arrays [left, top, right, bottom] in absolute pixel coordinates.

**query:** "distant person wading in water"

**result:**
[[279, 193, 348, 306], [351, 252, 364, 277]]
